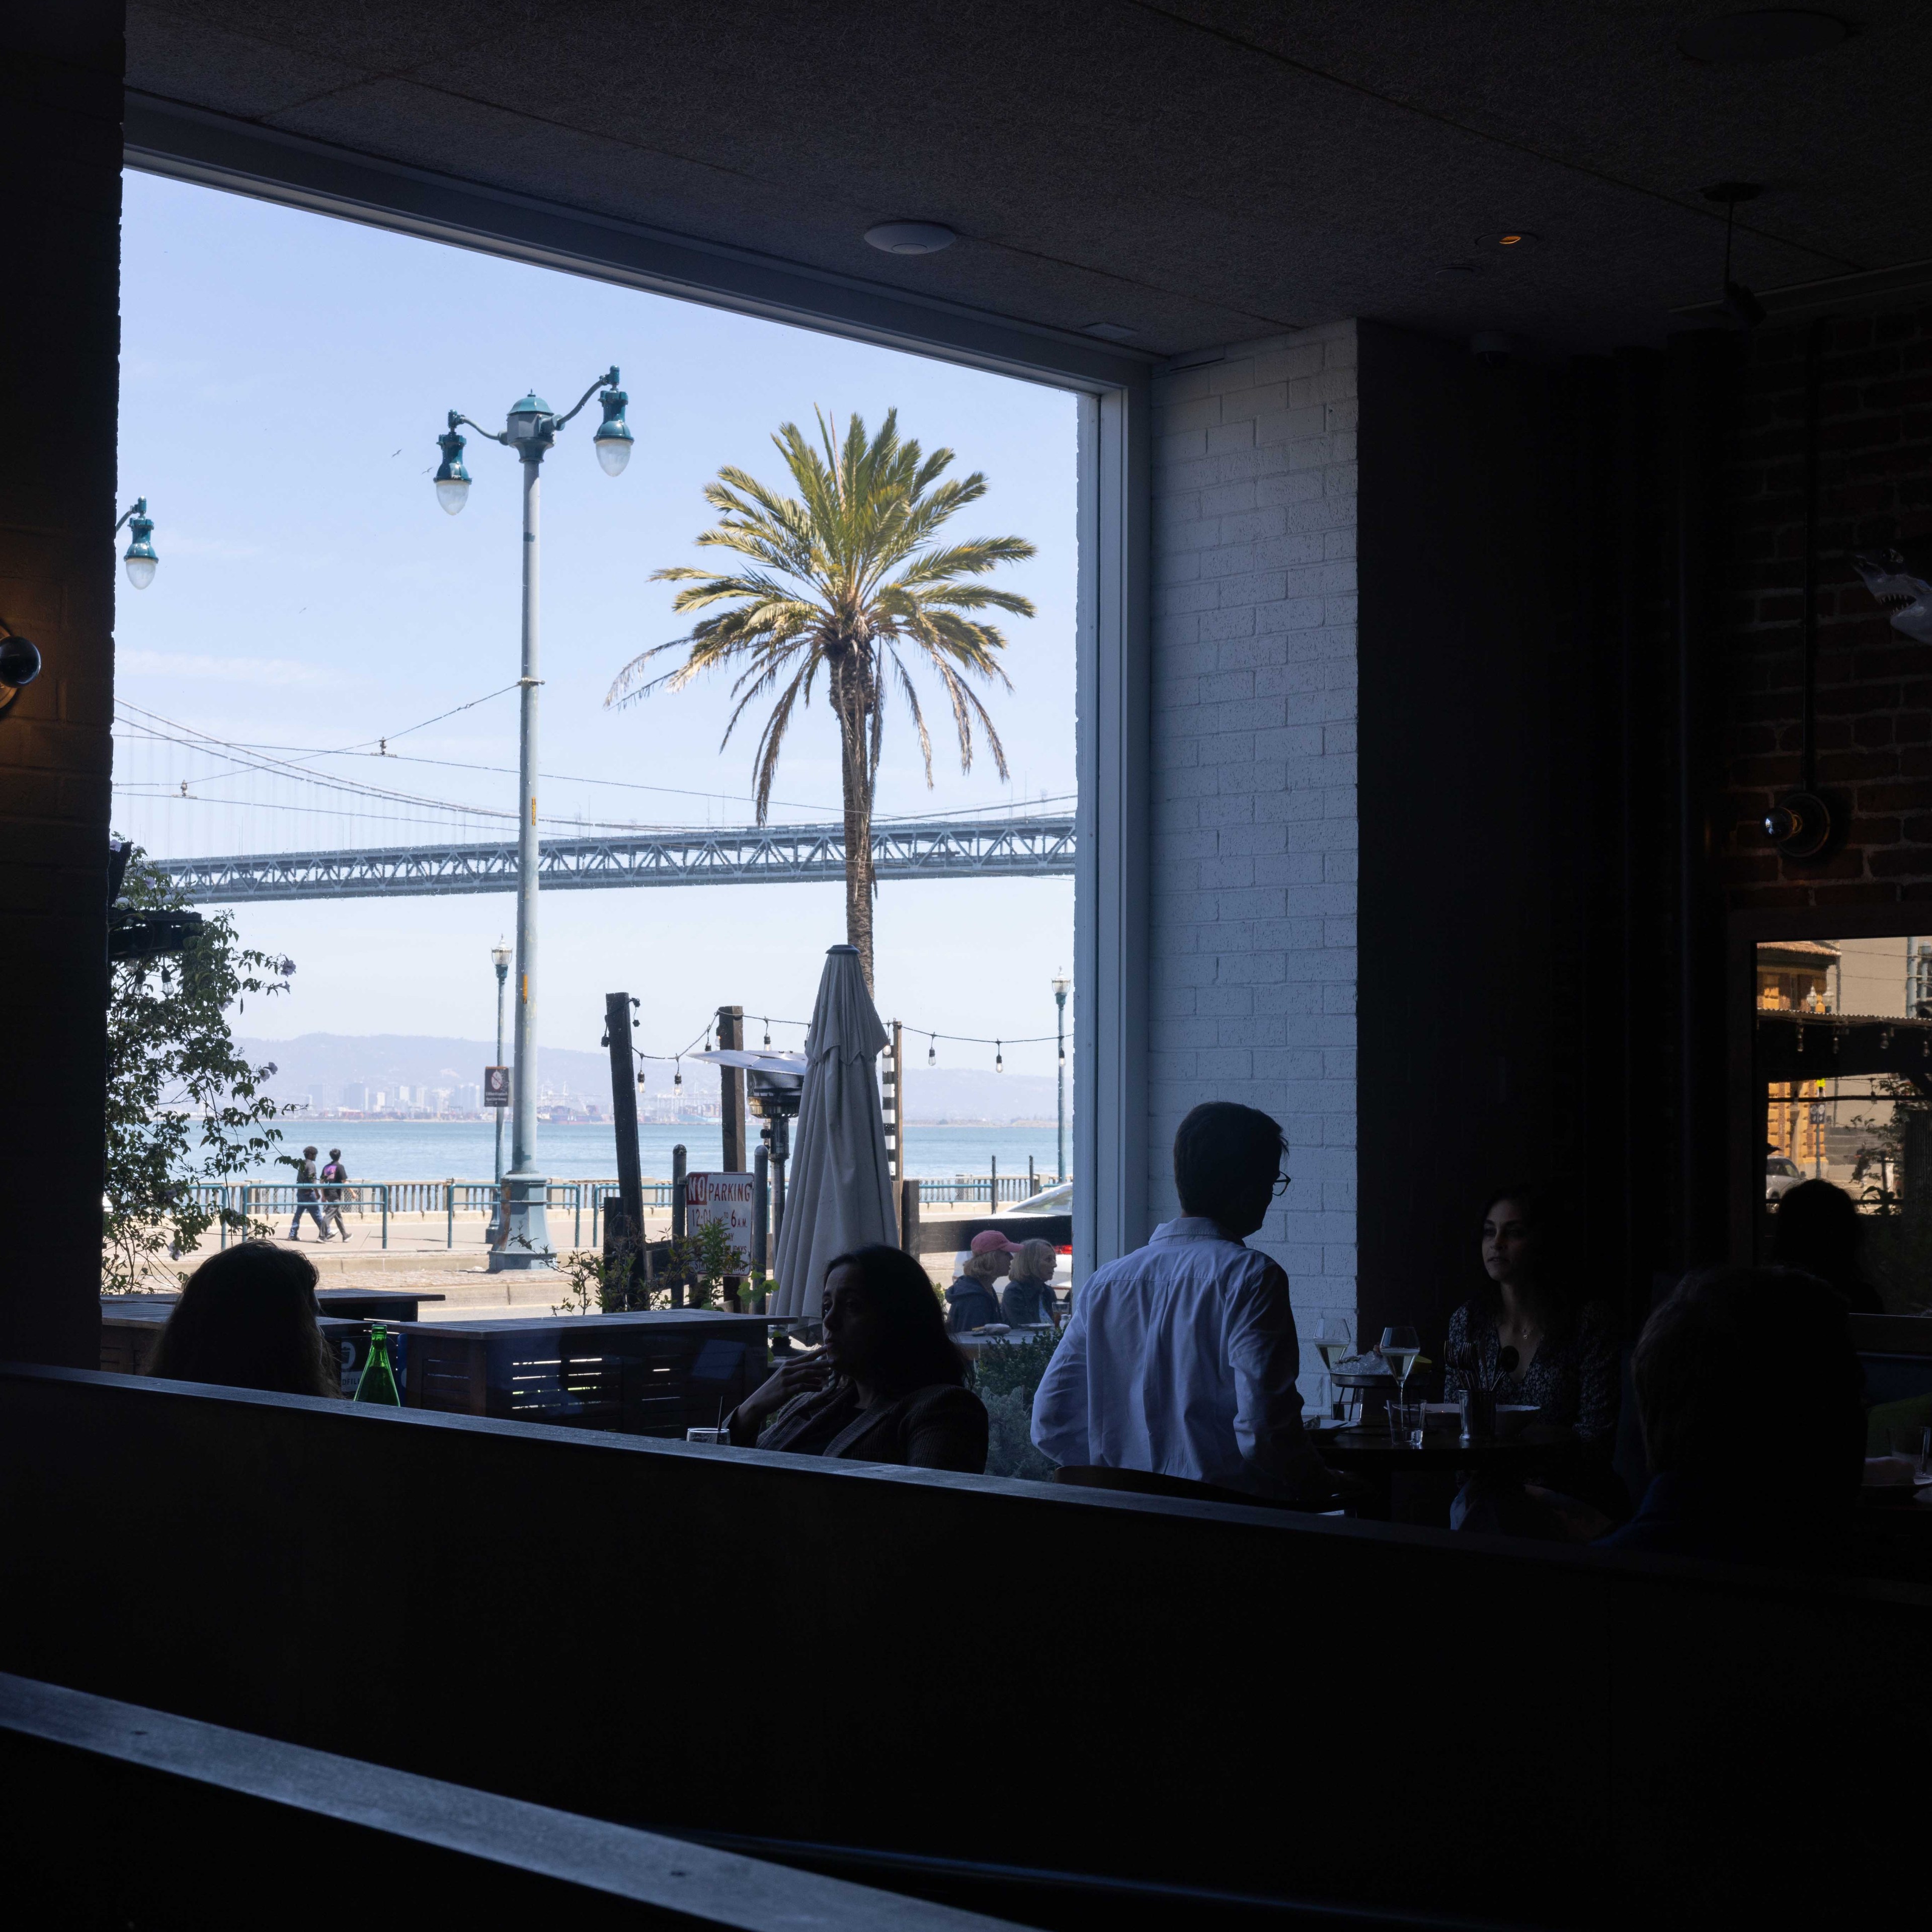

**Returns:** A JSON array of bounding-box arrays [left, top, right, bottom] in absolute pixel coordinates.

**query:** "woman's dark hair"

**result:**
[[1173, 1101, 1286, 1225], [824, 1245, 967, 1394], [1478, 1180, 1578, 1336], [147, 1240, 340, 1400]]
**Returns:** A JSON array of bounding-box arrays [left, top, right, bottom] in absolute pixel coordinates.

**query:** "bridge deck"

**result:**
[[156, 814, 1075, 902]]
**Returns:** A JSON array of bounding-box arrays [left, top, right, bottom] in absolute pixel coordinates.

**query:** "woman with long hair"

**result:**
[[1441, 1183, 1619, 1441], [726, 1245, 988, 1471], [146, 1240, 341, 1400]]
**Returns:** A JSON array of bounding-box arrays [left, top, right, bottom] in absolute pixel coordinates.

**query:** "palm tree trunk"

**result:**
[[833, 654, 876, 991]]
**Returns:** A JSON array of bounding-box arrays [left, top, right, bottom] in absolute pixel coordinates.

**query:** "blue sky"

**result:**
[[113, 171, 1077, 1079]]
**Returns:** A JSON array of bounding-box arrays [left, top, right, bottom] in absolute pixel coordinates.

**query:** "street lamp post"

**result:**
[[436, 369, 631, 1270], [1052, 972, 1070, 1183]]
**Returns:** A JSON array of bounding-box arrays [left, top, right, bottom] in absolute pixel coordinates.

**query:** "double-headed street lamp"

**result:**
[[435, 369, 632, 1270]]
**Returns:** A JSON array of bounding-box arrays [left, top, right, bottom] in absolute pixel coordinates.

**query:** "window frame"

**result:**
[[124, 98, 1154, 1278]]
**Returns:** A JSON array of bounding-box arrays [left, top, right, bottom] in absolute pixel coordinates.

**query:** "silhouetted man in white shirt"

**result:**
[[1031, 1101, 1334, 1503]]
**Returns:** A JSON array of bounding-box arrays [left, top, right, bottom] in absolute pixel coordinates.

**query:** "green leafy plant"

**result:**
[[103, 847, 292, 1294], [553, 1248, 672, 1317], [971, 1330, 1059, 1481], [671, 1218, 739, 1309], [607, 409, 1036, 989]]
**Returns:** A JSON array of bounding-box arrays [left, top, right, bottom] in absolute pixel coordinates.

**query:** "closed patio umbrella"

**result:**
[[772, 944, 897, 1321]]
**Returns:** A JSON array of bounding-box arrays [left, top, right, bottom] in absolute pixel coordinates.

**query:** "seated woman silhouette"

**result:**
[[1772, 1179, 1883, 1314], [727, 1245, 988, 1472], [146, 1239, 341, 1399]]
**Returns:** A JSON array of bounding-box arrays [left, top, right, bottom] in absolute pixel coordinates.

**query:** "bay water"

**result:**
[[244, 1118, 1067, 1187]]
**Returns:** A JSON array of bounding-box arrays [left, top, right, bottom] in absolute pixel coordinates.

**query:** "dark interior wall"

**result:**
[[5, 1366, 1926, 1928], [1356, 325, 1746, 1342], [1355, 325, 1567, 1347], [0, 6, 123, 1366], [1720, 302, 1932, 910]]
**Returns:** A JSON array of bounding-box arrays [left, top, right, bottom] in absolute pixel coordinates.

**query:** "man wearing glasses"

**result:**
[[1031, 1101, 1339, 1505]]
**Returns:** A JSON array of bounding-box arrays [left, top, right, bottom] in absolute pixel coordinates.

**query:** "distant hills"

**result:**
[[235, 1033, 1059, 1123]]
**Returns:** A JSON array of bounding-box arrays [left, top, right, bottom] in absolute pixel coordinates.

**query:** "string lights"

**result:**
[[624, 1009, 1066, 1077]]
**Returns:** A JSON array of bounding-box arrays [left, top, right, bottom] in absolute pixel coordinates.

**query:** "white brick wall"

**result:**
[[1147, 320, 1359, 1391]]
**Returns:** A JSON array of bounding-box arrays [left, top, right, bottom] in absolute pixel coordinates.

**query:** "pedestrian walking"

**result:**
[[287, 1146, 330, 1241], [320, 1148, 350, 1241]]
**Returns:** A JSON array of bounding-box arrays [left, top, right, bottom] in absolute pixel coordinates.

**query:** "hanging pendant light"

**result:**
[[433, 417, 472, 514], [995, 1040, 1004, 1072], [592, 370, 633, 476], [928, 1037, 937, 1066], [762, 1018, 771, 1047]]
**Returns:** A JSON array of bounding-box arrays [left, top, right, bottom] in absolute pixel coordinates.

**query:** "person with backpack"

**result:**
[[319, 1148, 350, 1241]]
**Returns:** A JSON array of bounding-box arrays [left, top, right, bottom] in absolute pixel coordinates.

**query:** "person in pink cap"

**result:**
[[946, 1230, 1014, 1333]]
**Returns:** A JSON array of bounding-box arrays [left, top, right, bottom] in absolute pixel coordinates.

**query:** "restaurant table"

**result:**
[[1318, 1422, 1594, 1524], [951, 1324, 1057, 1354]]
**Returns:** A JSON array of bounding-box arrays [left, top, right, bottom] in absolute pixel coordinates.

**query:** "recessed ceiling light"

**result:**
[[1678, 10, 1848, 64], [1082, 321, 1138, 341], [864, 222, 957, 256], [1484, 231, 1539, 250]]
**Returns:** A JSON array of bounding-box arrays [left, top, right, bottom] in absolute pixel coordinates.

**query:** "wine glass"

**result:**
[[1311, 1316, 1352, 1420], [1378, 1325, 1421, 1400]]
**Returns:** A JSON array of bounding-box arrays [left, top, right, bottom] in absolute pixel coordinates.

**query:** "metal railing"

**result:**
[[180, 1172, 1065, 1249], [190, 1177, 679, 1251], [912, 1173, 1065, 1206]]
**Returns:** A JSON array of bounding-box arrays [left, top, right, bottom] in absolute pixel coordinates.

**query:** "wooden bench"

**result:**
[[0, 1669, 1019, 1929]]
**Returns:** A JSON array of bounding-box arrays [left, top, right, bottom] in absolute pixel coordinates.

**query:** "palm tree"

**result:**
[[606, 409, 1035, 990]]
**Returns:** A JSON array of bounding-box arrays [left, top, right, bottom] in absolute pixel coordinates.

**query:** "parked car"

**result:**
[[1765, 1155, 1806, 1204]]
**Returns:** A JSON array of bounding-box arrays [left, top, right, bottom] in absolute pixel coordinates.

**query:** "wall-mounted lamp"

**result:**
[[0, 619, 43, 718], [1763, 790, 1834, 860]]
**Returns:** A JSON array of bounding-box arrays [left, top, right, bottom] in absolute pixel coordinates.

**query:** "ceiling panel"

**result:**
[[127, 1, 1932, 356]]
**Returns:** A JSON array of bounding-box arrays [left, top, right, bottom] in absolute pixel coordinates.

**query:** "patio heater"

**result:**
[[747, 1063, 803, 1272]]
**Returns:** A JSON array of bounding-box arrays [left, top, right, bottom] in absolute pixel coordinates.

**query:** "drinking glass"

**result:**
[[1889, 1424, 1931, 1479], [1312, 1316, 1351, 1419], [1379, 1326, 1421, 1398], [1385, 1400, 1425, 1450]]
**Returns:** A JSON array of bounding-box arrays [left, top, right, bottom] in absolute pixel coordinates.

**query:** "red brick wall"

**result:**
[[1723, 303, 1932, 907]]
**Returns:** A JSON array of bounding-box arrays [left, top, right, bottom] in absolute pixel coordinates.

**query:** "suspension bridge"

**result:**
[[113, 695, 1076, 902], [155, 814, 1077, 903]]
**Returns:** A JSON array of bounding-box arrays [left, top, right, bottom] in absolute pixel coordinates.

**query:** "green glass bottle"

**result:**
[[354, 1322, 401, 1406]]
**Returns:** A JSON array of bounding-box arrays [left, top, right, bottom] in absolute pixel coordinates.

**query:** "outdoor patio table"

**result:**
[[951, 1325, 1057, 1353]]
